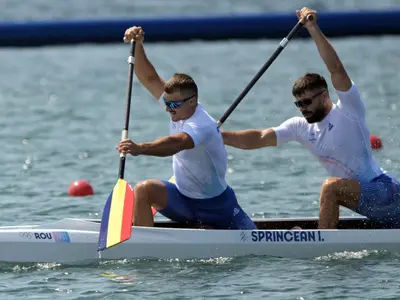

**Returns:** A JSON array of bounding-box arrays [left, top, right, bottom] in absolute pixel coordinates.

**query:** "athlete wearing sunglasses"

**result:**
[[222, 7, 400, 230], [294, 89, 326, 108], [163, 93, 197, 110], [116, 26, 256, 231], [294, 88, 327, 123]]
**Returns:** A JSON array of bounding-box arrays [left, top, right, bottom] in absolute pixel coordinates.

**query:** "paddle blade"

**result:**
[[98, 179, 134, 251]]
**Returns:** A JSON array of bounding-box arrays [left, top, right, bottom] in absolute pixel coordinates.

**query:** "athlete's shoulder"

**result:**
[[272, 116, 309, 145], [336, 80, 362, 100], [282, 116, 309, 128], [290, 116, 307, 123], [335, 80, 366, 119], [187, 104, 217, 127]]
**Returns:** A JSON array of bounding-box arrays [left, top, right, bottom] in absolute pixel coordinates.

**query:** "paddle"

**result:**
[[97, 41, 155, 252], [217, 15, 313, 126], [168, 15, 313, 183]]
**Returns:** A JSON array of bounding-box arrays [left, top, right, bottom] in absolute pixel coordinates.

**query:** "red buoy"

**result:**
[[370, 134, 383, 150], [68, 180, 94, 197]]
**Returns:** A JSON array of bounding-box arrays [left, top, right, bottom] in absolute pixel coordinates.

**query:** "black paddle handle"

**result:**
[[217, 14, 313, 127], [118, 41, 136, 179]]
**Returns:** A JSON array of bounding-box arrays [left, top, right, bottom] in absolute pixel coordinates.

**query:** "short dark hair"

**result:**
[[164, 73, 198, 97], [292, 73, 328, 96]]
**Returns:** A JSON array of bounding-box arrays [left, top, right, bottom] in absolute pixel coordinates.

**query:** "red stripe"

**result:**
[[120, 183, 134, 242]]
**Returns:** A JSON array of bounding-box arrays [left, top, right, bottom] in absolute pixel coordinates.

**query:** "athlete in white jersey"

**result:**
[[169, 103, 228, 199], [222, 7, 400, 229], [116, 26, 256, 229]]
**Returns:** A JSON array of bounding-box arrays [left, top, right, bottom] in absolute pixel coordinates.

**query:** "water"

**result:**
[[1, 0, 400, 299]]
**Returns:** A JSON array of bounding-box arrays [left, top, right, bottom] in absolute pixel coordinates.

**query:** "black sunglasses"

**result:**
[[294, 90, 326, 108], [163, 94, 197, 109]]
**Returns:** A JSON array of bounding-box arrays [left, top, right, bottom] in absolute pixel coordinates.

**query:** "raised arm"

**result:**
[[124, 26, 165, 99], [297, 8, 352, 92], [221, 128, 277, 150]]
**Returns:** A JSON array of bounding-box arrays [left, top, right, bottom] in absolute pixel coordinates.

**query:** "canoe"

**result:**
[[0, 216, 397, 263]]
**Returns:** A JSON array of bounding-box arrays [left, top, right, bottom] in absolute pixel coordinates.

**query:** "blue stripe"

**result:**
[[98, 191, 113, 252], [0, 10, 399, 47]]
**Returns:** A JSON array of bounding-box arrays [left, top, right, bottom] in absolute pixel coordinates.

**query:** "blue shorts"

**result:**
[[158, 181, 257, 230], [357, 173, 400, 227]]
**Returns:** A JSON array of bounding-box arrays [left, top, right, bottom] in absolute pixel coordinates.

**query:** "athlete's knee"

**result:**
[[134, 180, 166, 206], [134, 180, 150, 195], [320, 177, 341, 201]]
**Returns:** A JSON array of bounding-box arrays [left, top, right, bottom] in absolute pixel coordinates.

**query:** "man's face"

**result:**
[[162, 91, 197, 122], [294, 89, 327, 123]]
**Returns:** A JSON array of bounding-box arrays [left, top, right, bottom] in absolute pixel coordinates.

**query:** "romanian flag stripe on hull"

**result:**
[[98, 179, 133, 251]]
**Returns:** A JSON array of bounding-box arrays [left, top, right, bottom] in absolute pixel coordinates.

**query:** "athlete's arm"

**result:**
[[124, 26, 165, 99], [138, 133, 195, 156], [298, 8, 352, 92], [222, 128, 277, 149], [117, 133, 194, 157]]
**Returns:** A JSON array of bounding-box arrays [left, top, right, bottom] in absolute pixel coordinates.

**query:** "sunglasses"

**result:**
[[163, 94, 197, 109], [294, 90, 326, 108]]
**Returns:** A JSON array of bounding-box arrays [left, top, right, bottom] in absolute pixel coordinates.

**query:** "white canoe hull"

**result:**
[[0, 217, 398, 263]]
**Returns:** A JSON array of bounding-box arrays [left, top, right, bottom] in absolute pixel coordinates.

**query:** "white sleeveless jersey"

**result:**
[[273, 81, 383, 183], [170, 104, 228, 198]]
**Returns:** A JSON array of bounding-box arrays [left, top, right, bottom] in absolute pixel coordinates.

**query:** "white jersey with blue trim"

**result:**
[[272, 81, 383, 183], [170, 104, 228, 199]]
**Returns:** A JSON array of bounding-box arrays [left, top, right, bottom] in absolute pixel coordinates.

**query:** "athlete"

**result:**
[[222, 7, 400, 229], [117, 26, 257, 230]]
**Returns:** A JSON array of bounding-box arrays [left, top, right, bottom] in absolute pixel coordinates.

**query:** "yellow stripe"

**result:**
[[168, 176, 175, 183], [106, 179, 126, 248]]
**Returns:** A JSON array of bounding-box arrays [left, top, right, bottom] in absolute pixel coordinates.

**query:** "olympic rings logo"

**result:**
[[19, 232, 33, 239]]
